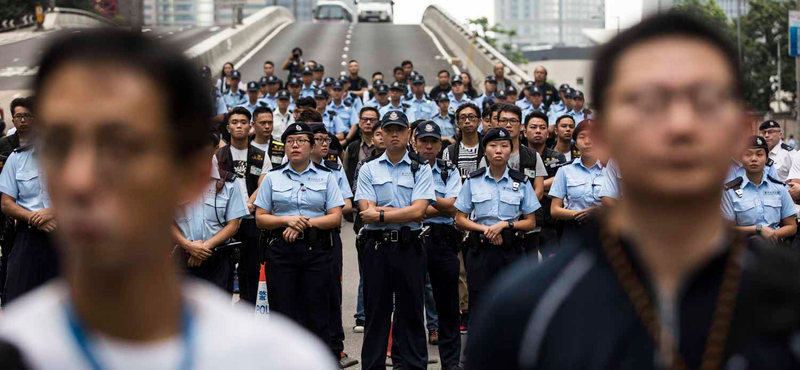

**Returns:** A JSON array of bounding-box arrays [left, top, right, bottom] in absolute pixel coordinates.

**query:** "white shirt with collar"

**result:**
[[770, 139, 793, 182], [272, 109, 295, 140]]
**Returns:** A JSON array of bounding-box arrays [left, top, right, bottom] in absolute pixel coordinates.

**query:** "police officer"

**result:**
[[551, 115, 581, 161], [200, 66, 228, 125], [471, 75, 497, 109], [516, 81, 534, 111], [759, 120, 793, 182], [314, 88, 348, 138], [415, 121, 463, 370], [430, 70, 452, 101], [272, 90, 295, 139], [520, 86, 547, 118], [567, 90, 590, 123], [339, 75, 364, 114], [406, 74, 437, 122], [454, 127, 539, 327], [287, 75, 303, 105], [257, 75, 282, 110], [300, 66, 316, 98], [354, 111, 436, 370], [223, 70, 247, 109], [379, 81, 410, 118], [0, 121, 59, 305], [236, 81, 261, 117], [548, 120, 604, 245], [254, 122, 344, 360], [312, 64, 326, 88], [364, 80, 388, 109], [431, 93, 457, 145], [214, 107, 271, 306], [328, 80, 358, 140], [448, 75, 470, 113], [173, 135, 248, 290], [547, 83, 570, 125], [722, 135, 797, 243]]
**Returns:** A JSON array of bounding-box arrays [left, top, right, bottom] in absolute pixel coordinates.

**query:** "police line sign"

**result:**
[[790, 11, 800, 57]]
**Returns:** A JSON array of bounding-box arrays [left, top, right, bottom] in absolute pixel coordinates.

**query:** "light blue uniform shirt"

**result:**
[[214, 95, 228, 116], [175, 178, 248, 241], [364, 97, 379, 108], [330, 163, 353, 199], [548, 159, 604, 211], [405, 96, 437, 122], [454, 167, 541, 226], [515, 99, 532, 111], [0, 148, 50, 212], [430, 112, 456, 139], [345, 93, 364, 113], [255, 161, 345, 218], [599, 159, 621, 200], [471, 93, 494, 109], [257, 93, 279, 110], [725, 160, 779, 182], [378, 102, 407, 119], [323, 111, 348, 135], [426, 162, 462, 225], [328, 101, 357, 130], [569, 109, 588, 125], [521, 103, 546, 119], [236, 101, 260, 118], [447, 92, 470, 113], [223, 89, 247, 109], [354, 151, 436, 231], [721, 171, 796, 229], [300, 84, 316, 98]]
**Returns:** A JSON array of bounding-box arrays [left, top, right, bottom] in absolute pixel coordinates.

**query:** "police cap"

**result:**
[[230, 70, 242, 80], [315, 64, 325, 72], [199, 66, 212, 78], [281, 122, 314, 143], [415, 121, 441, 140], [572, 90, 585, 100], [375, 84, 389, 95], [389, 81, 405, 91], [451, 75, 464, 84], [505, 85, 517, 95], [523, 80, 535, 88], [309, 123, 328, 134], [314, 88, 329, 99], [759, 120, 781, 131], [481, 127, 513, 148], [277, 90, 291, 100], [559, 83, 571, 92], [750, 135, 769, 153], [373, 78, 385, 88], [323, 77, 336, 87], [526, 85, 543, 95], [435, 92, 450, 102], [485, 75, 497, 84], [301, 66, 314, 75], [338, 75, 350, 83], [265, 75, 280, 85], [288, 76, 302, 86], [496, 90, 508, 100], [331, 80, 344, 90], [410, 74, 425, 84], [380, 110, 409, 128], [564, 88, 576, 98], [246, 81, 259, 92]]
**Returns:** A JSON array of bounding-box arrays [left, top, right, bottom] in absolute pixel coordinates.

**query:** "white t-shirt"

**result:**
[[0, 280, 336, 370]]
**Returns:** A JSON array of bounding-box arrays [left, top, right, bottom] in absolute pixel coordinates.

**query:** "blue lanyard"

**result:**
[[65, 303, 195, 370]]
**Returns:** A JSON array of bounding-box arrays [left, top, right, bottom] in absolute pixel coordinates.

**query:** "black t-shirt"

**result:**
[[349, 76, 369, 92], [465, 216, 800, 370]]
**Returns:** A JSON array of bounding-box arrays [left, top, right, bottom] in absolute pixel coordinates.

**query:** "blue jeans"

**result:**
[[425, 274, 438, 330], [355, 274, 365, 321]]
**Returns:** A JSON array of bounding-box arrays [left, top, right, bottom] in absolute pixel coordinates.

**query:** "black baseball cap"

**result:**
[[526, 86, 543, 96], [230, 70, 241, 80], [523, 80, 535, 87], [559, 83, 571, 92], [481, 127, 512, 147], [759, 120, 781, 131], [415, 121, 441, 140], [265, 75, 280, 85], [246, 81, 259, 92], [496, 90, 508, 99], [277, 90, 291, 100], [573, 90, 585, 100], [338, 75, 350, 83], [281, 122, 313, 143], [505, 85, 517, 94], [564, 88, 576, 98], [380, 110, 409, 128]]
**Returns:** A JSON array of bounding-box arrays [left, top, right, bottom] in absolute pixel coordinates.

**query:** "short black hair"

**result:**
[[455, 102, 480, 120], [359, 106, 379, 118], [227, 107, 252, 124], [34, 29, 212, 159], [372, 71, 383, 78], [489, 103, 506, 118], [349, 59, 358, 64], [295, 97, 317, 110], [252, 106, 273, 121], [264, 60, 274, 67], [401, 60, 413, 68], [591, 12, 742, 113], [524, 111, 548, 127], [555, 115, 575, 126], [496, 104, 522, 121], [297, 109, 322, 123], [10, 97, 33, 115], [437, 70, 450, 77], [393, 66, 404, 74]]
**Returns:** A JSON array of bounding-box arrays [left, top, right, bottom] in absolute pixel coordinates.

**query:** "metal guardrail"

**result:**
[[421, 5, 532, 89], [0, 15, 36, 33], [47, 7, 119, 28]]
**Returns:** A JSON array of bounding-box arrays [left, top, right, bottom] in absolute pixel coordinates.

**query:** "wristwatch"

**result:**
[[756, 224, 762, 235], [507, 220, 514, 230], [379, 210, 385, 223]]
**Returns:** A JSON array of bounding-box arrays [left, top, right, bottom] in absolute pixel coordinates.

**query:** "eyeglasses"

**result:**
[[762, 129, 782, 136], [314, 137, 332, 144], [285, 139, 311, 146], [609, 83, 737, 118], [458, 114, 480, 122], [498, 118, 521, 125], [360, 117, 378, 123], [12, 114, 33, 121]]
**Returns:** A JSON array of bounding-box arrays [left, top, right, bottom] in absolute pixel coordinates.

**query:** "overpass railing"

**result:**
[[43, 7, 119, 29]]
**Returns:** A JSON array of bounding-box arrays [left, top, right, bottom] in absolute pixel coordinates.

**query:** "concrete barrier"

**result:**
[[43, 7, 118, 30], [185, 6, 293, 76], [421, 5, 531, 90]]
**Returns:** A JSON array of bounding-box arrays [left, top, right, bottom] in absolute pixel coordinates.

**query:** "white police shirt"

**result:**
[[0, 280, 337, 370], [770, 140, 793, 182]]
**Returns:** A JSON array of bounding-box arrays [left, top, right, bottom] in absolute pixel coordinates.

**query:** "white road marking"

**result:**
[[345, 40, 350, 44], [341, 61, 347, 66], [419, 23, 459, 75], [142, 28, 151, 32], [234, 21, 292, 69], [12, 58, 19, 63], [342, 54, 347, 59], [209, 26, 220, 32], [0, 66, 39, 77], [178, 28, 183, 32], [344, 46, 349, 51], [168, 32, 174, 35]]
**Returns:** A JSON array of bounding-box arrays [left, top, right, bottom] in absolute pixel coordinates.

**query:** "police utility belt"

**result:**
[[366, 227, 422, 244], [270, 227, 333, 248], [422, 223, 463, 252], [468, 229, 523, 250]]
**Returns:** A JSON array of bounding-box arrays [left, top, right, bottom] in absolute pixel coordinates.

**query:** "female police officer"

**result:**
[[254, 122, 344, 360], [454, 127, 539, 327], [172, 134, 249, 290], [722, 135, 797, 243], [548, 119, 604, 243]]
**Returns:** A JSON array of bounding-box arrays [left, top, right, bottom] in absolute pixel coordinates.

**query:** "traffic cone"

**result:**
[[255, 263, 269, 317]]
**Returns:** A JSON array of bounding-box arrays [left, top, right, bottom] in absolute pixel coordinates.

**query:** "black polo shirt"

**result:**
[[465, 216, 800, 370], [349, 76, 369, 92]]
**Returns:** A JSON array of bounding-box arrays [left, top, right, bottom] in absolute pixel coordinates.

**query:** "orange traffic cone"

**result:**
[[386, 321, 393, 357], [255, 264, 269, 317]]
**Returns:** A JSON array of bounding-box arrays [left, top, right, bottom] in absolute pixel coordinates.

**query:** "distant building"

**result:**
[[673, 0, 748, 19], [493, 0, 605, 47]]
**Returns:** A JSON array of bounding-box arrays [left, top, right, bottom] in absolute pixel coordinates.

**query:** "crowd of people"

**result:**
[[0, 10, 800, 370]]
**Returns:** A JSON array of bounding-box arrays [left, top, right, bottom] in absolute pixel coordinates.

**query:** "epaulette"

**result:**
[[258, 101, 269, 107], [767, 175, 784, 185], [328, 110, 337, 117], [723, 177, 743, 190], [324, 159, 341, 170], [447, 112, 455, 118], [436, 158, 454, 171], [508, 168, 529, 183], [344, 101, 352, 107], [312, 161, 331, 172], [468, 167, 487, 179], [402, 103, 411, 109], [407, 151, 429, 165], [270, 162, 288, 172], [767, 158, 774, 167], [363, 153, 382, 163], [782, 143, 793, 151], [13, 145, 30, 153]]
